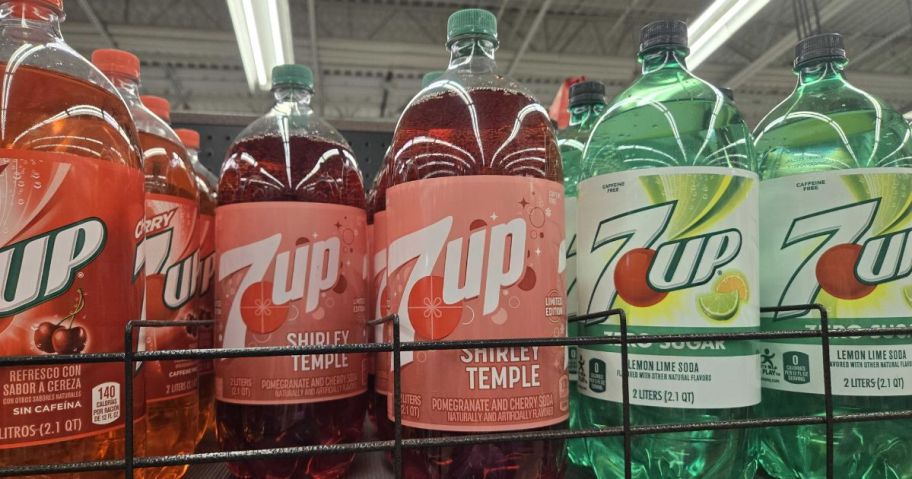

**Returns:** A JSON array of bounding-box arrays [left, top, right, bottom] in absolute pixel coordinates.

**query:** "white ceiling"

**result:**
[[59, 0, 912, 128]]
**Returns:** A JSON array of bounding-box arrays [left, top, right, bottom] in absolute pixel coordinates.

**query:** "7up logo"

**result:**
[[0, 218, 107, 316], [586, 201, 741, 313], [774, 198, 912, 319]]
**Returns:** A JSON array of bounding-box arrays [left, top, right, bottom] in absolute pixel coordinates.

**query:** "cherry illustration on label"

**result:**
[[33, 288, 88, 354], [816, 243, 875, 299], [614, 247, 667, 307], [407, 275, 463, 340]]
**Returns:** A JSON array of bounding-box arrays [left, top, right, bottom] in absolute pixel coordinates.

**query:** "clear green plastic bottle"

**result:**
[[558, 80, 607, 476], [754, 33, 912, 479], [576, 21, 759, 479]]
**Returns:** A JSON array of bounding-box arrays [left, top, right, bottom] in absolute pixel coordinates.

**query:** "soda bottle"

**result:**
[[369, 70, 449, 462], [754, 33, 912, 479], [0, 2, 145, 477], [215, 64, 368, 479], [386, 9, 567, 478], [176, 127, 217, 443], [93, 48, 200, 479], [141, 96, 171, 124], [576, 20, 759, 478], [557, 79, 606, 474]]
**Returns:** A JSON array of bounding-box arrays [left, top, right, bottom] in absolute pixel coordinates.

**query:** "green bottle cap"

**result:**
[[447, 9, 497, 46], [272, 64, 314, 90], [421, 71, 444, 88]]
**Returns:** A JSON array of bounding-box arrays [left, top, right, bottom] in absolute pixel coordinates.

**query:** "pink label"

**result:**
[[215, 202, 369, 404], [372, 211, 391, 394], [144, 193, 200, 402], [196, 213, 215, 375], [385, 176, 569, 432]]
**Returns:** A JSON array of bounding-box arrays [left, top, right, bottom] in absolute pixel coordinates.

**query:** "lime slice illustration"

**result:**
[[903, 285, 912, 308], [640, 174, 753, 238], [714, 271, 749, 302], [697, 290, 740, 321]]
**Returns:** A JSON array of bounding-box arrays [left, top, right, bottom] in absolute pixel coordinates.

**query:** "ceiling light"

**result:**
[[688, 0, 771, 69], [227, 0, 294, 91]]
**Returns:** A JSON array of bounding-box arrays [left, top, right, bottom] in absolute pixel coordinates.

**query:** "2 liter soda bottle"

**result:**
[[385, 8, 568, 478], [576, 20, 759, 479], [754, 33, 912, 479], [93, 48, 201, 479], [215, 64, 369, 479], [0, 2, 145, 477]]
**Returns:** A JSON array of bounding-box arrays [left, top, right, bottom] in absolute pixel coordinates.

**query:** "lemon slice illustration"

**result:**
[[714, 271, 749, 302]]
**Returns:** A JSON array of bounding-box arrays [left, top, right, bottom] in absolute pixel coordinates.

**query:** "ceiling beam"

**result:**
[[77, 0, 117, 47], [726, 0, 855, 88], [506, 0, 553, 76], [308, 0, 325, 115], [852, 25, 912, 66]]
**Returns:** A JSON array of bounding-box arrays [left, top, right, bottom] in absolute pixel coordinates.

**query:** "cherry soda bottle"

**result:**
[[386, 9, 567, 478], [0, 2, 146, 476], [176, 127, 217, 443], [215, 64, 369, 479], [93, 49, 200, 479]]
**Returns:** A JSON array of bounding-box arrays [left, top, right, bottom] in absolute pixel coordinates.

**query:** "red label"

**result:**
[[215, 202, 369, 404], [385, 176, 569, 432], [0, 150, 145, 448], [143, 193, 200, 402], [197, 213, 215, 375], [372, 212, 392, 394]]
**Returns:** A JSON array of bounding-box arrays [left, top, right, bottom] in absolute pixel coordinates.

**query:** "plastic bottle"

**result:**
[[754, 33, 912, 479], [141, 95, 171, 124], [175, 127, 217, 444], [0, 2, 145, 477], [215, 64, 368, 479], [386, 9, 567, 478], [576, 20, 759, 479], [557, 79, 606, 475], [93, 48, 200, 479]]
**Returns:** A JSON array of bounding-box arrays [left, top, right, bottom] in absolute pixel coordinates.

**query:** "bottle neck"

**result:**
[[639, 47, 688, 74], [0, 1, 63, 43], [108, 75, 141, 104], [797, 59, 847, 86], [569, 103, 606, 127], [272, 85, 313, 114], [448, 37, 498, 73]]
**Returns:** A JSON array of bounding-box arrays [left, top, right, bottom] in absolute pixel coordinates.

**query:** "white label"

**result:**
[[760, 169, 912, 396], [566, 195, 578, 380], [577, 167, 760, 408], [577, 348, 761, 408], [91, 382, 120, 425]]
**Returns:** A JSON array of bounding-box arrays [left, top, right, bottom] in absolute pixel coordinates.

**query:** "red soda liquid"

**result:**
[[0, 65, 146, 478], [139, 131, 200, 479], [388, 87, 564, 478], [193, 169, 217, 443], [217, 134, 367, 479]]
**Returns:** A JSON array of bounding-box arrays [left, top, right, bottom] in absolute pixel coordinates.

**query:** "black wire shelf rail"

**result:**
[[0, 304, 910, 478]]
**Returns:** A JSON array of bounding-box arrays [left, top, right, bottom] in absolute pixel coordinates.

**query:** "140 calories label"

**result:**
[[760, 169, 912, 396], [385, 177, 569, 432], [215, 202, 368, 404], [0, 150, 145, 448], [576, 167, 761, 409]]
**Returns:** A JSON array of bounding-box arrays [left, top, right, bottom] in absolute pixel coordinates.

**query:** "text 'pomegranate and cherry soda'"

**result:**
[[384, 8, 568, 478]]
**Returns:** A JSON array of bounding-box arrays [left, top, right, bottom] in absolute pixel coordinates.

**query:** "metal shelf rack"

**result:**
[[1, 304, 911, 478]]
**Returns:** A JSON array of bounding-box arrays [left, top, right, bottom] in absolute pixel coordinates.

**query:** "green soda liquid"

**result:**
[[755, 51, 912, 479], [576, 43, 758, 479]]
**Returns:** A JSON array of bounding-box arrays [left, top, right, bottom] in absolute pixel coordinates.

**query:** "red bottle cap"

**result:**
[[11, 0, 64, 19], [175, 129, 200, 150], [91, 49, 140, 82], [141, 95, 171, 123]]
